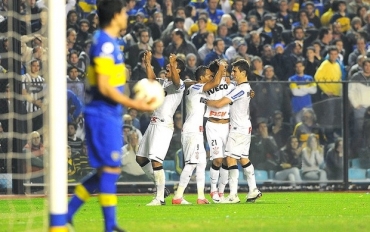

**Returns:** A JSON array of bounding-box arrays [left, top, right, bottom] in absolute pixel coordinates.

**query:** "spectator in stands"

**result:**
[[68, 122, 83, 158], [123, 114, 143, 142], [67, 28, 81, 53], [67, 89, 82, 124], [137, 0, 161, 20], [255, 64, 291, 121], [206, 0, 224, 24], [184, 5, 196, 32], [128, 108, 141, 131], [315, 46, 342, 99], [348, 58, 370, 154], [317, 27, 333, 57], [293, 108, 327, 147], [258, 14, 283, 46], [67, 49, 80, 69], [181, 53, 197, 80], [67, 145, 80, 183], [292, 10, 315, 31], [148, 11, 164, 40], [270, 43, 285, 81], [21, 59, 45, 132], [305, 1, 321, 29], [219, 13, 238, 35], [235, 39, 249, 60], [261, 44, 273, 66], [191, 17, 209, 49], [126, 28, 151, 69], [86, 12, 98, 34], [225, 36, 241, 61], [23, 131, 45, 182], [66, 9, 79, 32], [151, 39, 167, 75], [198, 32, 214, 63], [203, 38, 226, 65], [347, 0, 369, 15], [216, 23, 233, 49], [329, 0, 350, 33], [131, 51, 148, 81], [282, 41, 304, 80], [268, 110, 292, 149], [304, 46, 321, 79], [276, 0, 293, 30], [325, 137, 343, 180], [249, 119, 279, 172], [348, 55, 366, 79], [247, 0, 269, 27], [166, 111, 183, 160], [289, 60, 317, 123], [348, 37, 367, 68], [275, 135, 302, 186], [230, 19, 249, 40], [67, 65, 81, 82], [247, 31, 263, 57], [230, 0, 247, 24], [162, 17, 188, 47], [121, 130, 151, 182], [164, 29, 198, 61], [188, 10, 218, 36], [75, 19, 92, 53], [301, 134, 327, 185], [288, 26, 319, 53]]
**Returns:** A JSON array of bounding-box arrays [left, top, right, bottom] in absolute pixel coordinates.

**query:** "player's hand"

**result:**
[[169, 53, 177, 65], [134, 98, 156, 112], [250, 90, 255, 98], [144, 50, 152, 64], [218, 60, 227, 72], [200, 97, 208, 104]]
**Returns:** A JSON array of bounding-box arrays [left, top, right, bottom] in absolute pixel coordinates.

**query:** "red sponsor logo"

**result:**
[[209, 111, 226, 117]]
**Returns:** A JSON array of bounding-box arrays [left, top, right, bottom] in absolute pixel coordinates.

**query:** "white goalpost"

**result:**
[[47, 0, 67, 231]]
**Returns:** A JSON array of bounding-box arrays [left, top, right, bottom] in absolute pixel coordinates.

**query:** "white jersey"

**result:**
[[225, 82, 252, 134], [150, 79, 185, 129], [204, 77, 235, 119], [183, 83, 206, 133]]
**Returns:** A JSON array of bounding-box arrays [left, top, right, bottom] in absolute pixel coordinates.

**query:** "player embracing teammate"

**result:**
[[172, 61, 227, 204], [204, 59, 262, 203]]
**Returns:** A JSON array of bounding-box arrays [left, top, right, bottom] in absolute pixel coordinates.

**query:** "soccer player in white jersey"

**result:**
[[172, 62, 226, 205], [136, 51, 186, 206], [205, 60, 236, 203], [204, 59, 262, 203]]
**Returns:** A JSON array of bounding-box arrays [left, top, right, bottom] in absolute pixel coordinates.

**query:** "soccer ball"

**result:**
[[133, 78, 165, 109]]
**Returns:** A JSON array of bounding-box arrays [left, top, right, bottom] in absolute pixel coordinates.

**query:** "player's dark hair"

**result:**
[[175, 58, 185, 73], [232, 59, 250, 74], [195, 65, 207, 82], [208, 60, 219, 74], [97, 0, 127, 29]]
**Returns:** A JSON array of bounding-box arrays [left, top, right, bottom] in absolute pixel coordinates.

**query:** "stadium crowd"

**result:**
[[1, 0, 370, 190]]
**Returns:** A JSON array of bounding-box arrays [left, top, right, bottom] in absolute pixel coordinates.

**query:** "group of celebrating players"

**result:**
[[136, 50, 262, 206], [65, 1, 261, 232]]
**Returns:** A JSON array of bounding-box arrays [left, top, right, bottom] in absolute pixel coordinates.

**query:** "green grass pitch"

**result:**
[[1, 192, 369, 232]]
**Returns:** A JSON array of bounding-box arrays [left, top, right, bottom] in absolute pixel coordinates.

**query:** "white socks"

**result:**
[[218, 166, 229, 194], [229, 168, 239, 196], [243, 163, 257, 192], [196, 162, 206, 199], [174, 164, 196, 199], [153, 169, 165, 201]]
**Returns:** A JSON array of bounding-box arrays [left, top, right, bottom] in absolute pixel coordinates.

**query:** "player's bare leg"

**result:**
[[240, 158, 262, 202]]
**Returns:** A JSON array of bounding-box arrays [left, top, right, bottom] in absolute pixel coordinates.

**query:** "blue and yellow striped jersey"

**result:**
[[85, 30, 126, 115]]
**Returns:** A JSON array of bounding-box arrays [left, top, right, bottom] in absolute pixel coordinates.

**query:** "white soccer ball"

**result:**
[[133, 78, 165, 109]]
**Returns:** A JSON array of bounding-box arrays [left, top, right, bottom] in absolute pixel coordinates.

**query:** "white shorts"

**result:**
[[137, 124, 173, 163], [181, 132, 207, 164], [205, 121, 229, 160], [225, 132, 251, 160]]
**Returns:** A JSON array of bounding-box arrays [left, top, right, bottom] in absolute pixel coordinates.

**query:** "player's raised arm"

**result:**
[[203, 60, 227, 92], [203, 96, 232, 109], [169, 53, 181, 89], [144, 50, 157, 80]]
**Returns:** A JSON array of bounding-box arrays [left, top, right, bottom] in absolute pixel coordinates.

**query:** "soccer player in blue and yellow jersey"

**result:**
[[67, 1, 155, 232]]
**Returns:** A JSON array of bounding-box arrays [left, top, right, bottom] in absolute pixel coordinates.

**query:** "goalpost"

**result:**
[[47, 0, 67, 231]]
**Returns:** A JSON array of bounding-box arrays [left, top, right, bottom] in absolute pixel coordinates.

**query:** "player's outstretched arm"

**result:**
[[202, 96, 231, 108], [96, 73, 155, 112], [203, 60, 227, 92], [169, 53, 181, 89], [144, 50, 157, 80]]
